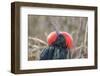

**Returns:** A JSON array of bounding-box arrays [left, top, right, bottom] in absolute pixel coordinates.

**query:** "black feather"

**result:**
[[40, 34, 69, 60]]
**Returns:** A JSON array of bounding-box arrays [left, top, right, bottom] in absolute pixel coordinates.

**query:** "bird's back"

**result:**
[[40, 34, 68, 60]]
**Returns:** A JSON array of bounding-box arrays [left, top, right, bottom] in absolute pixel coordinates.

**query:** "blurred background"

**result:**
[[28, 15, 88, 61]]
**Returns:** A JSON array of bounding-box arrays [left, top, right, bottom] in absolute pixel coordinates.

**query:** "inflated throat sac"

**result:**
[[40, 34, 68, 60]]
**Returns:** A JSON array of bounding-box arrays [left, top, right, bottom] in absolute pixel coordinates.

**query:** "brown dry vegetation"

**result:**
[[28, 15, 88, 61]]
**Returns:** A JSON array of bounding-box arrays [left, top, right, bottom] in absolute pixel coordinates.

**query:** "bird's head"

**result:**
[[47, 31, 73, 49]]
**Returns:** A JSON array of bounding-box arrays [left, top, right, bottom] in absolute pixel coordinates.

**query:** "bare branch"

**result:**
[[49, 17, 60, 32], [28, 36, 48, 46]]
